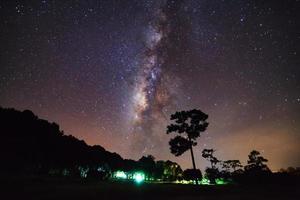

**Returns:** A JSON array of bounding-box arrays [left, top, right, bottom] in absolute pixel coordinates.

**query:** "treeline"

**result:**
[[1, 107, 299, 184], [0, 107, 182, 181], [199, 148, 295, 184], [165, 109, 300, 185]]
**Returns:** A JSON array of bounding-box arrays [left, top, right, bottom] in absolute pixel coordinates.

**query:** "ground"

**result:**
[[3, 178, 300, 200]]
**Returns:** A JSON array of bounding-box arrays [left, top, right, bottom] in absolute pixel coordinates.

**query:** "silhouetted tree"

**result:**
[[202, 149, 220, 184], [240, 150, 272, 184], [123, 159, 139, 173], [222, 160, 243, 173], [244, 150, 270, 173], [205, 168, 220, 184], [155, 160, 183, 181], [167, 109, 209, 184], [202, 149, 220, 169], [138, 155, 156, 180], [220, 159, 243, 180], [183, 169, 202, 182]]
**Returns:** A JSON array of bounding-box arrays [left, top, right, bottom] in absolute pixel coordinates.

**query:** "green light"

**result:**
[[175, 180, 192, 184], [201, 177, 210, 185], [133, 172, 145, 183], [115, 171, 127, 179], [215, 179, 224, 185], [216, 178, 228, 185]]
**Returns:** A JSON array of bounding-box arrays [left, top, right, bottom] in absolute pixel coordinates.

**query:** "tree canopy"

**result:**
[[167, 109, 209, 156]]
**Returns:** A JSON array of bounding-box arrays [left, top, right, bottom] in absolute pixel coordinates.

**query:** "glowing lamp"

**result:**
[[133, 172, 145, 183]]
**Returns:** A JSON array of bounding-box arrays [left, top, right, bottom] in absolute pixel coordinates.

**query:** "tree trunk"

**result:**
[[189, 138, 198, 185]]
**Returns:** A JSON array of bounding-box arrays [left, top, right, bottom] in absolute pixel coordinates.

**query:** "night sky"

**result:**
[[1, 0, 299, 171]]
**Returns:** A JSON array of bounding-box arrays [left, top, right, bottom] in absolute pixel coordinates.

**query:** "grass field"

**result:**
[[3, 178, 300, 200]]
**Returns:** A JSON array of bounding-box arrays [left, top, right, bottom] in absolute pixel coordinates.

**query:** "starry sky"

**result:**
[[0, 0, 299, 171]]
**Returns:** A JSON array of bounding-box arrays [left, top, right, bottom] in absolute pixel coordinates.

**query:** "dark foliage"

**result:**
[[205, 168, 221, 184], [244, 150, 270, 173], [183, 169, 202, 181], [0, 107, 185, 181], [167, 109, 208, 184], [138, 155, 156, 179], [0, 107, 126, 178], [222, 160, 243, 172], [154, 160, 183, 181], [169, 136, 194, 156], [200, 149, 300, 185], [234, 150, 272, 184], [201, 149, 222, 183], [167, 109, 209, 140], [201, 149, 220, 169], [167, 109, 208, 156], [2, 106, 299, 185]]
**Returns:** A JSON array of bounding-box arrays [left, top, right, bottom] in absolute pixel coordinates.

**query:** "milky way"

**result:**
[[132, 7, 166, 125], [130, 1, 189, 154], [131, 2, 170, 152], [0, 0, 299, 170]]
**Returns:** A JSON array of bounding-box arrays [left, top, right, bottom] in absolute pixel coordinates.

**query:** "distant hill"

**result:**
[[0, 107, 183, 181], [0, 107, 125, 176]]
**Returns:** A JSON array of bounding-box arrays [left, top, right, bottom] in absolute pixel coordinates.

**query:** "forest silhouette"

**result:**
[[1, 106, 299, 186]]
